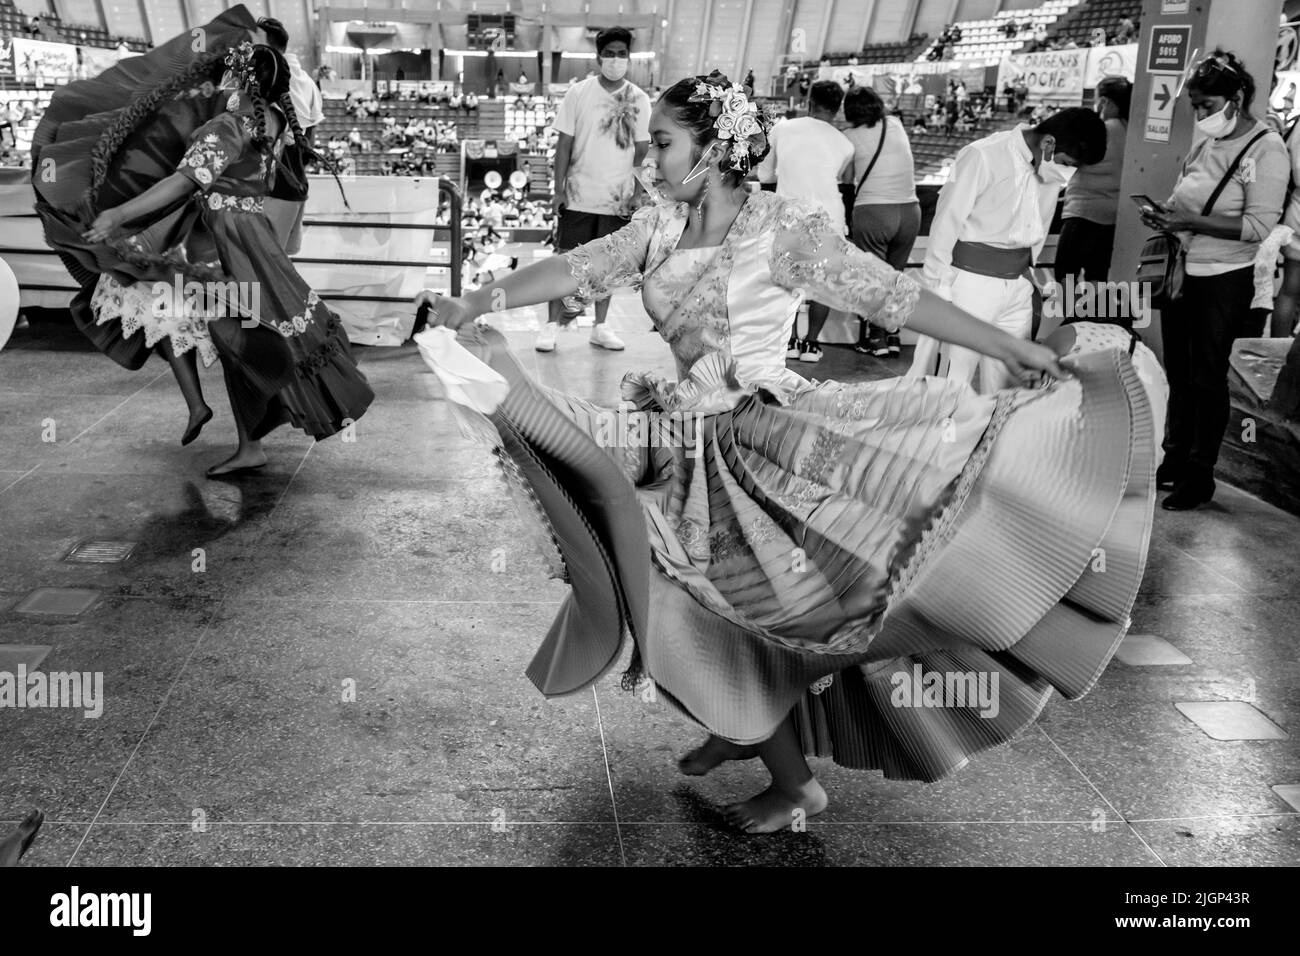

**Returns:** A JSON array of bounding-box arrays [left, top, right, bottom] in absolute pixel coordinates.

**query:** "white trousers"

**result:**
[[908, 271, 1034, 395]]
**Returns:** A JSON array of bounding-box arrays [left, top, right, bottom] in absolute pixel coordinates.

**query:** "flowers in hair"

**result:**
[[687, 74, 774, 175]]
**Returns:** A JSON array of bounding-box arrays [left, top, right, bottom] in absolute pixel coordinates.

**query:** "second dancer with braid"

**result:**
[[36, 34, 372, 476]]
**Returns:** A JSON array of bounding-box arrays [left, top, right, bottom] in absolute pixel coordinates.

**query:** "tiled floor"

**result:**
[[2, 300, 1297, 867]]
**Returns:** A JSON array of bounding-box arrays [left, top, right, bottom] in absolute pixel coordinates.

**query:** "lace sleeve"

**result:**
[[177, 115, 242, 193], [768, 199, 921, 333], [560, 206, 655, 301]]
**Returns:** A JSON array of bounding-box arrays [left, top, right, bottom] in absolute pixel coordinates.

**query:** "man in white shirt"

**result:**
[[908, 107, 1106, 393], [539, 25, 651, 352], [756, 80, 855, 363]]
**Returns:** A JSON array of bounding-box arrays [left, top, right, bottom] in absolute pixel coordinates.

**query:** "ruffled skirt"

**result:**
[[431, 322, 1157, 783]]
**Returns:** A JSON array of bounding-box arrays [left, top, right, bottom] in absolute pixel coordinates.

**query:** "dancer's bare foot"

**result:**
[[723, 778, 828, 834], [181, 405, 213, 446], [678, 735, 759, 776], [206, 447, 268, 477]]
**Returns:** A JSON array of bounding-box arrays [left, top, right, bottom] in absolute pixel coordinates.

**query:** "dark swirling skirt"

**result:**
[[30, 4, 259, 370]]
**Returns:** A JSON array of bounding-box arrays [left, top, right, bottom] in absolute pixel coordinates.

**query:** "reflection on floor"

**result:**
[[1, 301, 1297, 867]]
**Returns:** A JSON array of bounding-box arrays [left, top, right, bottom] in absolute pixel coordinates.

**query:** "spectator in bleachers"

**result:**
[[1116, 16, 1137, 44], [347, 127, 363, 152], [757, 79, 854, 363], [1055, 77, 1131, 296], [909, 107, 1106, 394], [843, 87, 919, 358]]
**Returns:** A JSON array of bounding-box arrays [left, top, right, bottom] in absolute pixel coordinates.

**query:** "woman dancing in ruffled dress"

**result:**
[[33, 13, 371, 476], [416, 73, 1157, 833]]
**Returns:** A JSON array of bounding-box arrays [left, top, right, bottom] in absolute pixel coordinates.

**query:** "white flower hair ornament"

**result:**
[[684, 72, 776, 181]]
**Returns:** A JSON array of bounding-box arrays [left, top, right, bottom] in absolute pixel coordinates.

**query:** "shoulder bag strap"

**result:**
[[854, 118, 888, 199], [1201, 128, 1270, 216]]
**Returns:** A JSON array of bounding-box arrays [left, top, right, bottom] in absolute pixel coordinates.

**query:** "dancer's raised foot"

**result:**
[[206, 446, 268, 477], [723, 778, 828, 834], [181, 405, 213, 446], [678, 735, 759, 776]]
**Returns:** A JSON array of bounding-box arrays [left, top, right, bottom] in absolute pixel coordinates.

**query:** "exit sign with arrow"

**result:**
[[1145, 74, 1177, 143]]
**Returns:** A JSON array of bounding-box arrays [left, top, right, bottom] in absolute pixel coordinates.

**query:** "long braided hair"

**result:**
[[245, 44, 350, 208], [82, 41, 348, 218]]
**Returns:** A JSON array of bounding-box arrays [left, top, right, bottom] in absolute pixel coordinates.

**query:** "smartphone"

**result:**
[[1131, 194, 1162, 214]]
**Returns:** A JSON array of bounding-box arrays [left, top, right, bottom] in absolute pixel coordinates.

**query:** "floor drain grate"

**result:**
[[64, 540, 138, 564], [13, 588, 102, 616]]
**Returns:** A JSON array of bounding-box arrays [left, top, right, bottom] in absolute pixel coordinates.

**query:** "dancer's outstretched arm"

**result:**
[[83, 173, 196, 242], [416, 256, 579, 327], [770, 201, 1069, 385]]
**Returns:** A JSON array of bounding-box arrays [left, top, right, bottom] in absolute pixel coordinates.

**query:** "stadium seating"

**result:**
[[1043, 0, 1142, 48], [915, 0, 1081, 61]]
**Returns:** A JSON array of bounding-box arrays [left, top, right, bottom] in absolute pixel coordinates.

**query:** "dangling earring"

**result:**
[[696, 176, 709, 223]]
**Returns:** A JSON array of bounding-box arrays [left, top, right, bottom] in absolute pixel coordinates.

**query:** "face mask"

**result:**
[[1039, 144, 1076, 185], [1196, 101, 1236, 139], [635, 157, 672, 205], [600, 56, 628, 82]]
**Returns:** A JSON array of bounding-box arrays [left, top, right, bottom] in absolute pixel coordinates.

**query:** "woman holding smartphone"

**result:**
[[1140, 50, 1288, 511]]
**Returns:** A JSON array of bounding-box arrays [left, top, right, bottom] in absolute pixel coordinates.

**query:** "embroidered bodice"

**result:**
[[177, 106, 291, 212], [563, 191, 921, 412]]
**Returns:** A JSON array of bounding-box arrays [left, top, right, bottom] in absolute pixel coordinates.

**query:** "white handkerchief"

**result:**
[[414, 326, 509, 414]]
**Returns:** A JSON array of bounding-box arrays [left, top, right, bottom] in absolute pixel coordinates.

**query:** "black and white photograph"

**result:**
[[0, 0, 1295, 920]]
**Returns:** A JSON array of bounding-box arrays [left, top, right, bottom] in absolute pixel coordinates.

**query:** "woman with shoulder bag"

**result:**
[[842, 87, 920, 357], [1140, 50, 1288, 510]]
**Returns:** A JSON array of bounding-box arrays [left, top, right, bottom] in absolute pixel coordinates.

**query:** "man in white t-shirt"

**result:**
[[756, 80, 854, 363], [538, 25, 651, 352]]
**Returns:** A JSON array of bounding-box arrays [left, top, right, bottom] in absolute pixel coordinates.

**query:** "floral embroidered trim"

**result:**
[[205, 192, 265, 213], [797, 429, 848, 487], [708, 518, 782, 562], [91, 274, 220, 368], [180, 132, 230, 186], [279, 290, 321, 338], [673, 517, 709, 559]]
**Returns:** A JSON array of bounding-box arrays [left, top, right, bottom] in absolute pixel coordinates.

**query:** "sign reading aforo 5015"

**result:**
[[1147, 25, 1192, 73]]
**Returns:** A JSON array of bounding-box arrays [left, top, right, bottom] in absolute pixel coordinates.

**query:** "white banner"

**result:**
[[322, 78, 372, 99], [10, 37, 123, 83], [297, 175, 443, 347], [11, 37, 76, 83], [998, 49, 1088, 101], [1083, 43, 1139, 88]]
